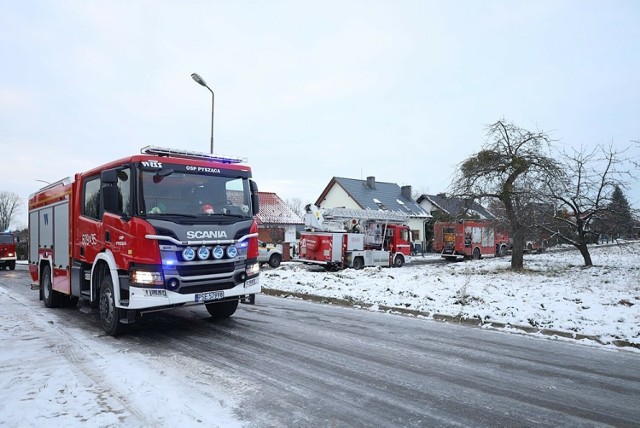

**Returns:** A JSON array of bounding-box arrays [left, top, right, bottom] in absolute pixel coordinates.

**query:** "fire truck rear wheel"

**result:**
[[42, 264, 62, 308], [206, 298, 239, 319], [99, 275, 127, 336], [393, 255, 404, 268], [352, 257, 364, 270], [472, 247, 481, 260]]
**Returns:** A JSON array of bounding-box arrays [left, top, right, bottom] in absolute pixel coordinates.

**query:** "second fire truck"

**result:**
[[298, 205, 413, 270], [0, 232, 17, 270], [28, 146, 261, 335], [433, 220, 510, 261]]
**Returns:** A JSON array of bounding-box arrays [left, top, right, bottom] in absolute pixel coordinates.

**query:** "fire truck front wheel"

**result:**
[[99, 275, 127, 336], [8, 261, 15, 270], [393, 255, 404, 268], [206, 298, 239, 319], [42, 264, 62, 308], [472, 247, 481, 260]]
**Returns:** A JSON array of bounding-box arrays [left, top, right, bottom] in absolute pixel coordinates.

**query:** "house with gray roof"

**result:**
[[314, 176, 431, 251], [416, 193, 496, 220]]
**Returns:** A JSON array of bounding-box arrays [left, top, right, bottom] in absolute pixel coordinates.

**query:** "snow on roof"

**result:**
[[256, 192, 304, 225], [419, 194, 495, 219]]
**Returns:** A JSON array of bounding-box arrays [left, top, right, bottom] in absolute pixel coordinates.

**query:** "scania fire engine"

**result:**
[[298, 205, 412, 270], [0, 232, 17, 270], [28, 146, 261, 335], [433, 220, 509, 261]]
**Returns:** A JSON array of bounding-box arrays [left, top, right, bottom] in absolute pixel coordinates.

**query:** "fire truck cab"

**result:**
[[28, 146, 261, 335], [0, 232, 17, 270]]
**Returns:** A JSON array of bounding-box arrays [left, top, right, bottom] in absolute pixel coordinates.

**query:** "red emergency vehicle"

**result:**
[[298, 206, 412, 269], [433, 220, 509, 261], [28, 146, 261, 335], [0, 232, 17, 270]]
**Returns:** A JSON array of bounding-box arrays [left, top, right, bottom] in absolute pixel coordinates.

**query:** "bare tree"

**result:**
[[0, 191, 21, 231], [537, 144, 633, 266], [450, 120, 561, 270], [284, 197, 304, 218]]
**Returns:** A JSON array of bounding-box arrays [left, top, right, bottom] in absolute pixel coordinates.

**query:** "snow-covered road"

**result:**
[[1, 261, 639, 426]]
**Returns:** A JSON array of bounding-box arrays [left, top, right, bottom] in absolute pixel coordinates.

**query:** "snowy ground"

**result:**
[[0, 243, 638, 426], [262, 243, 640, 348], [0, 280, 242, 427]]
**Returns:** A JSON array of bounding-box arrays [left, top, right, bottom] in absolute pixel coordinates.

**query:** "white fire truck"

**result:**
[[28, 146, 261, 336], [298, 205, 412, 270]]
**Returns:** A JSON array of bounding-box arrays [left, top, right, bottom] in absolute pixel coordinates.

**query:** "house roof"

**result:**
[[417, 193, 496, 219], [316, 177, 430, 217], [256, 192, 304, 225]]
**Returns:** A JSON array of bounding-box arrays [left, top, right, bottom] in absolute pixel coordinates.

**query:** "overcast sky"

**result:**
[[2, 0, 639, 229]]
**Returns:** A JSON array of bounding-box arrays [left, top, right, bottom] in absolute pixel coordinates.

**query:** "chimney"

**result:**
[[401, 185, 412, 200], [366, 176, 376, 189]]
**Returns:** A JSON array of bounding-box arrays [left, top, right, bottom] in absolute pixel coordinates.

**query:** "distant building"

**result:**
[[255, 192, 303, 243], [417, 193, 496, 220]]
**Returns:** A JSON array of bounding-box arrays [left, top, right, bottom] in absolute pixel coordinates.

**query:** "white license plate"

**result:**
[[245, 277, 259, 287], [195, 290, 224, 302]]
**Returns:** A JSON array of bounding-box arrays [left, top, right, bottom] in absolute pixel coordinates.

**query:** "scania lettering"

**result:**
[[187, 230, 228, 239], [28, 146, 261, 336]]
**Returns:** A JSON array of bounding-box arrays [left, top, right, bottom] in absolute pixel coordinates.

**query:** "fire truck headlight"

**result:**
[[7, 253, 13, 257], [182, 247, 196, 261], [197, 246, 210, 260], [131, 269, 164, 286], [246, 262, 259, 276], [212, 246, 224, 259], [226, 245, 238, 258]]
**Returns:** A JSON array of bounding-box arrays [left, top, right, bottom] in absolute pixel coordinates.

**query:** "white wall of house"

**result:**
[[317, 185, 360, 209], [409, 217, 423, 240], [418, 199, 436, 215]]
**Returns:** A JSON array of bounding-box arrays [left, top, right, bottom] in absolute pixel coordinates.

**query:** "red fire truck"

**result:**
[[0, 232, 17, 270], [433, 220, 509, 261], [28, 146, 261, 335], [298, 205, 412, 270]]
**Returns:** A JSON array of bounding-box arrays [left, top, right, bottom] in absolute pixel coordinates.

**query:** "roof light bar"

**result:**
[[141, 146, 246, 164]]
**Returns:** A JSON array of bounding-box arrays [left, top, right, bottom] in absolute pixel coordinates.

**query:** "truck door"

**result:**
[[75, 175, 103, 266]]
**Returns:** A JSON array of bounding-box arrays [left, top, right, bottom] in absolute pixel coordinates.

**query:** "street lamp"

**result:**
[[191, 72, 214, 154]]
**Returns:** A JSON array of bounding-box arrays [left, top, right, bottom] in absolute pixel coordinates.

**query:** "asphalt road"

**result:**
[[4, 266, 640, 427]]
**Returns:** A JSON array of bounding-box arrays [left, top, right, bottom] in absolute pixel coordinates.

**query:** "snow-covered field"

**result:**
[[262, 243, 640, 348]]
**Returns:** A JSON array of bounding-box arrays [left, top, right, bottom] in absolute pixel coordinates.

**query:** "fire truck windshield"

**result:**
[[138, 168, 253, 220], [0, 234, 13, 244]]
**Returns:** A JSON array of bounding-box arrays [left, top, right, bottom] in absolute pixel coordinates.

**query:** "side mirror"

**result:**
[[101, 169, 119, 215], [250, 179, 260, 215], [101, 169, 118, 185]]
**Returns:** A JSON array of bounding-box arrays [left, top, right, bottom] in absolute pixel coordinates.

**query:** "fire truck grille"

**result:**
[[176, 262, 235, 277]]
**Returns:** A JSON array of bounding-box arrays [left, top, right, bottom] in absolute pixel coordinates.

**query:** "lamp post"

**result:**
[[191, 73, 214, 154]]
